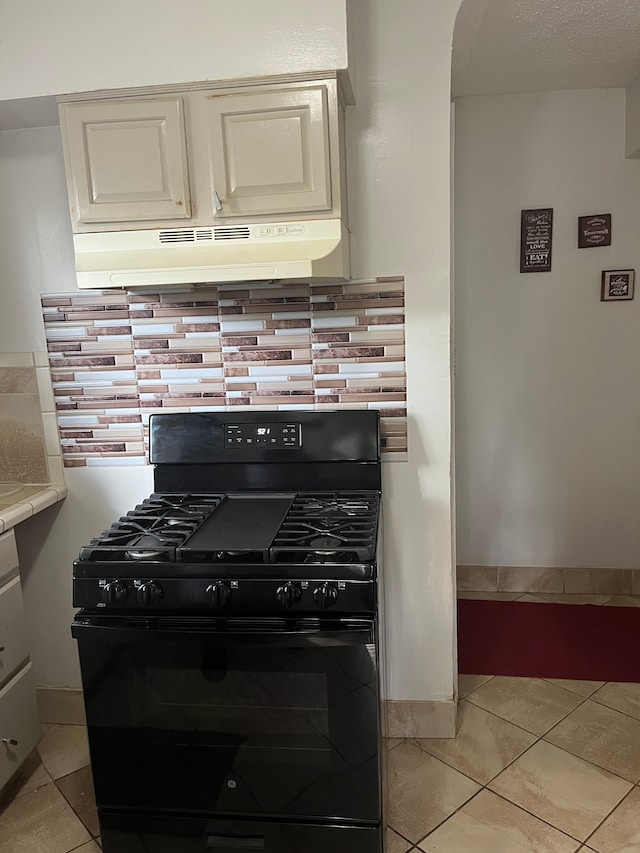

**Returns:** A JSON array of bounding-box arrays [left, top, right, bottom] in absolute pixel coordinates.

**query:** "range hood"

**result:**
[[72, 218, 350, 289]]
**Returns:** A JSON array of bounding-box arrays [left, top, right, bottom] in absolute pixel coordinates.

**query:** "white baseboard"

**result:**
[[36, 688, 86, 726], [384, 699, 457, 738]]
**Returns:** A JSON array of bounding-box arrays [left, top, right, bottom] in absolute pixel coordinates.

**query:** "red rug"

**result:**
[[457, 599, 640, 682]]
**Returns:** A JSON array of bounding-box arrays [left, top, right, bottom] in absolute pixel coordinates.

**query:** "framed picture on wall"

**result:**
[[601, 269, 635, 301]]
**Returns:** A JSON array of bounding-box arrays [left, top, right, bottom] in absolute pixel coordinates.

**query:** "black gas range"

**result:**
[[72, 410, 384, 853]]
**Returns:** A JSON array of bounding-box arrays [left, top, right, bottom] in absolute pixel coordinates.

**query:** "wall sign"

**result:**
[[520, 208, 553, 273], [601, 269, 634, 301], [579, 214, 611, 248]]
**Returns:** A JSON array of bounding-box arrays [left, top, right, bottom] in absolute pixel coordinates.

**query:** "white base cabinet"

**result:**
[[0, 530, 40, 790]]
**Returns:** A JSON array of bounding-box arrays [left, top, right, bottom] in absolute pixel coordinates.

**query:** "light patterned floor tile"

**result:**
[[0, 752, 51, 802], [466, 676, 583, 735], [458, 674, 493, 698], [457, 591, 521, 600], [74, 843, 101, 852], [56, 765, 99, 838], [603, 595, 640, 607], [516, 594, 613, 606], [416, 699, 537, 784], [387, 740, 480, 843], [385, 737, 405, 750], [590, 682, 640, 721], [544, 679, 606, 698], [37, 724, 90, 781], [417, 789, 580, 852], [386, 827, 414, 853], [586, 787, 640, 852], [545, 700, 640, 782], [488, 740, 631, 841], [0, 781, 91, 853]]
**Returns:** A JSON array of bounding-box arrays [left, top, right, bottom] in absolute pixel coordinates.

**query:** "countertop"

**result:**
[[0, 484, 68, 534]]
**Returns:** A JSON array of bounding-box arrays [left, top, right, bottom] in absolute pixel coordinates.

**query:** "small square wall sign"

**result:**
[[601, 269, 634, 301], [579, 214, 611, 248]]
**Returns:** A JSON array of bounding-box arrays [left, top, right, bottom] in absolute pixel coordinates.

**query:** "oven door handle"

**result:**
[[71, 620, 376, 647]]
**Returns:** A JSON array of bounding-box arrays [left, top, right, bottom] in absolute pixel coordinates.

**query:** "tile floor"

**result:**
[[388, 675, 640, 852], [4, 676, 640, 851], [0, 723, 99, 853]]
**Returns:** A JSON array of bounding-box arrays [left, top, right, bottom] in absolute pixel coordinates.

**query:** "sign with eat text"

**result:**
[[520, 208, 553, 273]]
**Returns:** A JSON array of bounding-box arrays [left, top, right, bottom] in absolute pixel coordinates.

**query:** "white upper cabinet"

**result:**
[[205, 86, 331, 218], [58, 75, 348, 233], [59, 96, 191, 225]]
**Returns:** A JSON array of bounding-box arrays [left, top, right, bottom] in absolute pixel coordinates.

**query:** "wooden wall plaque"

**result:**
[[520, 208, 553, 273]]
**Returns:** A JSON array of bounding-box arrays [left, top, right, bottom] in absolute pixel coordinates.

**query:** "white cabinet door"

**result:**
[[0, 663, 41, 790], [0, 577, 29, 683], [60, 97, 191, 225], [205, 86, 331, 218]]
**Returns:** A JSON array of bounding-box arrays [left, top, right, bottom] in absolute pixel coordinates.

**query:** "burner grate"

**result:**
[[271, 492, 379, 563], [78, 493, 225, 562]]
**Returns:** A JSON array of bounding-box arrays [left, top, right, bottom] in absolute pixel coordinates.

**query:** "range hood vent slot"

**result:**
[[214, 226, 251, 241], [159, 229, 196, 244]]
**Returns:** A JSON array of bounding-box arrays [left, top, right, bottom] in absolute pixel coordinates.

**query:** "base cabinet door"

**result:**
[[0, 663, 41, 790]]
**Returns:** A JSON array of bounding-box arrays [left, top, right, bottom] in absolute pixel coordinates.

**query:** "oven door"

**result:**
[[72, 616, 381, 824]]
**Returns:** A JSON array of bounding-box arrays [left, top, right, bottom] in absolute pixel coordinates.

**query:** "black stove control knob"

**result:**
[[102, 581, 128, 606], [313, 582, 339, 610], [137, 581, 163, 607], [276, 582, 302, 610], [206, 581, 231, 609]]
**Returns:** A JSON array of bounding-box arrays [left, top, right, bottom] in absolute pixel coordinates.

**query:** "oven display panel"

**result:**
[[225, 422, 301, 448]]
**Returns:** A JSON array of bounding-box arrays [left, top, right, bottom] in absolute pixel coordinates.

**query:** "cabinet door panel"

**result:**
[[207, 87, 331, 217], [0, 663, 40, 790], [60, 97, 191, 225], [0, 530, 18, 584], [0, 577, 29, 682]]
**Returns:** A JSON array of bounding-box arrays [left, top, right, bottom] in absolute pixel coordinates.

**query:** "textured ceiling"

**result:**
[[453, 0, 640, 98]]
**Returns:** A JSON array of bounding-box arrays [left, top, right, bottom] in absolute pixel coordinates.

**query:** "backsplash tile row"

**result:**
[[41, 279, 407, 466]]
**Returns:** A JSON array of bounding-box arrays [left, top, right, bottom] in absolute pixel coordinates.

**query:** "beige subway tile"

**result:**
[[457, 566, 498, 592], [498, 567, 564, 593], [564, 569, 632, 595]]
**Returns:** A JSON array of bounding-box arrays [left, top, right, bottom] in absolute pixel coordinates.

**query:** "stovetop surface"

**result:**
[[76, 491, 380, 572]]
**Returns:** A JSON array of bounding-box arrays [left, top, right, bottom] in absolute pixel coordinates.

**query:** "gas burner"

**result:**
[[78, 493, 225, 562], [309, 535, 343, 549], [271, 491, 380, 563]]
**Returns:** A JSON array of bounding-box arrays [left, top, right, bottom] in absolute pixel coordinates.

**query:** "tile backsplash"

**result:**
[[0, 352, 63, 485], [41, 278, 407, 467]]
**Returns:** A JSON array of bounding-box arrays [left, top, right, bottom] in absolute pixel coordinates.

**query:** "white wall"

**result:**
[[0, 0, 349, 100], [1, 0, 461, 704], [455, 88, 640, 569]]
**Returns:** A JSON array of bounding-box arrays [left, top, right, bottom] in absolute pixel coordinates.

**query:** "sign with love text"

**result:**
[[520, 208, 553, 273]]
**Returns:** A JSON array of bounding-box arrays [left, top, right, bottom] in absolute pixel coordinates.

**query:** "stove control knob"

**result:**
[[206, 581, 231, 609], [102, 581, 128, 606], [276, 582, 302, 610], [137, 581, 163, 607], [313, 582, 339, 610]]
